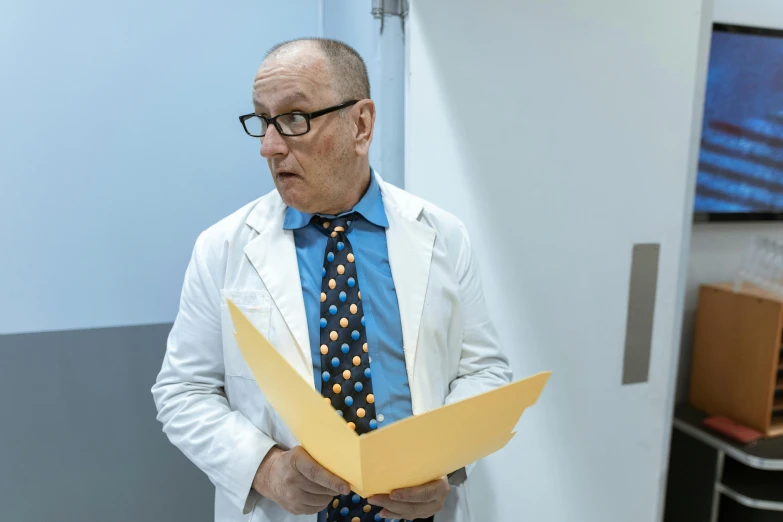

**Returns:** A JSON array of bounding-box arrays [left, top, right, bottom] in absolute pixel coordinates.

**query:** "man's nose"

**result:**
[[260, 124, 288, 158]]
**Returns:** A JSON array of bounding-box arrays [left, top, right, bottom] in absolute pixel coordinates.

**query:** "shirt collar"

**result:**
[[283, 170, 389, 230]]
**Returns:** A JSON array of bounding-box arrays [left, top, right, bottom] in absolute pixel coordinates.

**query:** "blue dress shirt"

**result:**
[[283, 172, 413, 438]]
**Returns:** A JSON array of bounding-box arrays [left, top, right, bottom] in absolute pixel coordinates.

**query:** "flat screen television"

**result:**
[[694, 23, 783, 222]]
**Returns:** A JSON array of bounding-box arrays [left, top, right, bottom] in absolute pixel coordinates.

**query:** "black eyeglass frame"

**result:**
[[238, 100, 360, 138]]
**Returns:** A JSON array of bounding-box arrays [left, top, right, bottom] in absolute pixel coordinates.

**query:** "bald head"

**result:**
[[252, 38, 377, 216], [265, 38, 370, 102]]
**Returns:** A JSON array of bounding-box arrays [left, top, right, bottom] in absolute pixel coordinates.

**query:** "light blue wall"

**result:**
[[0, 0, 319, 334], [323, 0, 379, 87]]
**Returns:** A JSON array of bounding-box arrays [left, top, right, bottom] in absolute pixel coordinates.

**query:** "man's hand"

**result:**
[[369, 476, 450, 520], [252, 446, 350, 515]]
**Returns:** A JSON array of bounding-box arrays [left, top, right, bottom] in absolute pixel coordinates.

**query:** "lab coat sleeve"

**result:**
[[444, 222, 514, 476], [151, 232, 277, 515]]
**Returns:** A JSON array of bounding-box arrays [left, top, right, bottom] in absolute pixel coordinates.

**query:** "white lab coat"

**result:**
[[152, 172, 512, 522]]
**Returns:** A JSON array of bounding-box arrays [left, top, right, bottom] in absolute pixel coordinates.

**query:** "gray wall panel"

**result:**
[[0, 323, 212, 522]]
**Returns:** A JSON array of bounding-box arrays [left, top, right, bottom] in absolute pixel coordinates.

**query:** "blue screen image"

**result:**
[[695, 27, 783, 213]]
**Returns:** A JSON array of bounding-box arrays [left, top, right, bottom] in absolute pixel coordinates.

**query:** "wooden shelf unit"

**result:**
[[771, 418, 783, 438], [690, 283, 783, 438]]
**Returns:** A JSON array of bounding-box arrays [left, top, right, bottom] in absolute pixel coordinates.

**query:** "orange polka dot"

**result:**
[[350, 304, 358, 314], [353, 356, 361, 366], [363, 505, 371, 513], [330, 331, 338, 341], [331, 231, 337, 238], [352, 517, 360, 522], [324, 397, 331, 405], [347, 422, 356, 431], [358, 291, 361, 300], [333, 383, 342, 394], [320, 292, 326, 302], [320, 344, 328, 355], [367, 394, 374, 404], [337, 265, 345, 275], [343, 369, 351, 379], [347, 253, 355, 263], [362, 343, 368, 353], [329, 279, 336, 289], [357, 408, 366, 418], [334, 226, 345, 232], [323, 222, 330, 229], [340, 318, 349, 328], [333, 499, 340, 508]]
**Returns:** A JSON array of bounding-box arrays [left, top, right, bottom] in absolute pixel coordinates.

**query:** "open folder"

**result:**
[[227, 299, 550, 498]]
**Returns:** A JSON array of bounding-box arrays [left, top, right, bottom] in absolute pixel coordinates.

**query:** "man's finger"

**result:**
[[297, 489, 336, 506], [297, 502, 334, 516], [299, 478, 341, 497], [378, 502, 440, 520], [389, 478, 447, 503], [369, 496, 439, 519], [368, 494, 392, 507], [291, 448, 350, 495]]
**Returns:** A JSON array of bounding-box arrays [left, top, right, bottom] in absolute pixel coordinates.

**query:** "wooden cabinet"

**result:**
[[690, 283, 783, 438]]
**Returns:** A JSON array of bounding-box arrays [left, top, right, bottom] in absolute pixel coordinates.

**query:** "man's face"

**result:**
[[253, 44, 356, 214]]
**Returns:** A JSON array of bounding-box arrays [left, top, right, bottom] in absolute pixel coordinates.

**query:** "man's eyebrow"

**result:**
[[253, 91, 311, 113]]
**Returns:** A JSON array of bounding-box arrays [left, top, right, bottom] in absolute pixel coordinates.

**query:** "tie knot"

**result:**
[[313, 213, 357, 236]]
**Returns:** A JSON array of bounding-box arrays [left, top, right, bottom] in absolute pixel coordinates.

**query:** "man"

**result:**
[[152, 38, 512, 522]]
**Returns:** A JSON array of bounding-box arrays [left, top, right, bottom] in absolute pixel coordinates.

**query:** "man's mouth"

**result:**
[[277, 171, 298, 180]]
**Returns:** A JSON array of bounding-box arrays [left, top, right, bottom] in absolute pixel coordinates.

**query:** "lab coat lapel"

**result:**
[[381, 181, 436, 395], [244, 197, 313, 380]]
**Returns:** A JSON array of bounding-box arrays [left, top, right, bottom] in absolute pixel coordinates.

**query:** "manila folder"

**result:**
[[227, 298, 550, 498]]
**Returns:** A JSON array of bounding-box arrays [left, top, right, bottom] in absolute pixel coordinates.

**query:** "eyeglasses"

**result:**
[[239, 100, 359, 138]]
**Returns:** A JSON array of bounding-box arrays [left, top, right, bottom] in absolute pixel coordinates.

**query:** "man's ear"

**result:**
[[353, 99, 376, 156]]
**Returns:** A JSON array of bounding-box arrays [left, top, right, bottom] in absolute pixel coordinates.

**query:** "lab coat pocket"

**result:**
[[220, 289, 271, 379]]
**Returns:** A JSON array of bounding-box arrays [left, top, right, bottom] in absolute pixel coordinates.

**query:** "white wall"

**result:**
[[677, 0, 783, 402], [714, 0, 783, 27], [406, 0, 711, 521]]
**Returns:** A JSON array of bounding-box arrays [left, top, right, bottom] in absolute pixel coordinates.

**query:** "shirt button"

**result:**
[[378, 414, 385, 423]]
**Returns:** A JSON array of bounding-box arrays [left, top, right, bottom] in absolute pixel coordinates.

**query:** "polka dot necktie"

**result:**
[[314, 213, 383, 522]]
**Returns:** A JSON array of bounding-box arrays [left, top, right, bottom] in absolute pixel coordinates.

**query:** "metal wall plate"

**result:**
[[622, 243, 660, 385]]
